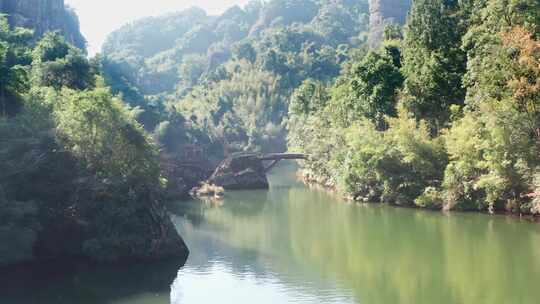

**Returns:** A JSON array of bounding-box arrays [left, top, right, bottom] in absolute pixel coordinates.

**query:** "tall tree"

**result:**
[[31, 32, 94, 91], [401, 0, 469, 132], [328, 48, 403, 129]]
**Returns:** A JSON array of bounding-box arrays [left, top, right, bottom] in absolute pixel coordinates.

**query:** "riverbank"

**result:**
[[296, 166, 540, 222], [171, 166, 540, 304], [4, 165, 540, 303]]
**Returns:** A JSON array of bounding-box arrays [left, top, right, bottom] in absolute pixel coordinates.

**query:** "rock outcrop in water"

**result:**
[[208, 153, 307, 190], [0, 139, 190, 268], [209, 154, 270, 190], [368, 0, 412, 47], [0, 0, 85, 49]]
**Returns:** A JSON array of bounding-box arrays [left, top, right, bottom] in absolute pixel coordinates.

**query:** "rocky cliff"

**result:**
[[368, 0, 411, 47], [0, 0, 85, 50]]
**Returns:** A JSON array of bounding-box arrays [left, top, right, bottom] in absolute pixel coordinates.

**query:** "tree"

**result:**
[[178, 54, 209, 87], [441, 1, 540, 212], [233, 42, 257, 63], [309, 2, 357, 45], [0, 15, 32, 116], [383, 23, 403, 41], [178, 60, 288, 152], [401, 0, 468, 132], [31, 32, 94, 90], [289, 79, 329, 116], [502, 27, 540, 143], [54, 83, 159, 179], [328, 49, 403, 129]]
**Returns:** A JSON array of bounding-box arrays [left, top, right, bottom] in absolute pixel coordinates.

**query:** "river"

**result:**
[[2, 164, 540, 303]]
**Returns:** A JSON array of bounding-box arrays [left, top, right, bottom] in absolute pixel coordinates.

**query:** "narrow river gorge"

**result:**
[[3, 164, 540, 304]]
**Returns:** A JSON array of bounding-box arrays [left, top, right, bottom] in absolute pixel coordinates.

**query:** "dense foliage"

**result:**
[[0, 17, 186, 266], [0, 15, 32, 116], [289, 0, 540, 215], [3, 0, 539, 268], [102, 0, 370, 152]]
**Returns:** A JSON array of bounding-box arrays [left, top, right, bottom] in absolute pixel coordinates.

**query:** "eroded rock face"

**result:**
[[368, 0, 411, 47], [209, 154, 269, 190], [0, 0, 86, 49]]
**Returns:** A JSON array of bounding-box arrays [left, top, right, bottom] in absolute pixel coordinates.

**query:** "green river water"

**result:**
[[2, 164, 540, 303]]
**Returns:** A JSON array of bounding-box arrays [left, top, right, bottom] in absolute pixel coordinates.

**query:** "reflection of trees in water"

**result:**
[[168, 162, 298, 229], [220, 190, 271, 217], [175, 181, 540, 304], [173, 185, 355, 298], [0, 257, 185, 304], [167, 163, 540, 304], [285, 188, 540, 304], [167, 200, 208, 227], [170, 190, 274, 278], [168, 189, 271, 228]]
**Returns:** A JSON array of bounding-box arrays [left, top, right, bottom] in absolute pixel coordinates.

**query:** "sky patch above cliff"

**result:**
[[65, 0, 250, 56]]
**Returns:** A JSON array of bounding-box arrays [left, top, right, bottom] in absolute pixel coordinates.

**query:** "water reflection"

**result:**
[[171, 164, 540, 304], [3, 164, 540, 304], [0, 258, 184, 304]]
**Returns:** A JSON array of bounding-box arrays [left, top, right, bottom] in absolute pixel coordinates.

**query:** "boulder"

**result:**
[[208, 154, 269, 190]]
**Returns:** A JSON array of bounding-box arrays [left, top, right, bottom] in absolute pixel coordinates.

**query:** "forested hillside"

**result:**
[[102, 0, 386, 153], [2, 0, 538, 272], [0, 12, 187, 266], [288, 0, 540, 214]]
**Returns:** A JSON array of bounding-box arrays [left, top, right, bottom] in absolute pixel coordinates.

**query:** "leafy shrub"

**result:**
[[443, 102, 538, 212], [343, 110, 447, 205], [415, 187, 444, 209]]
